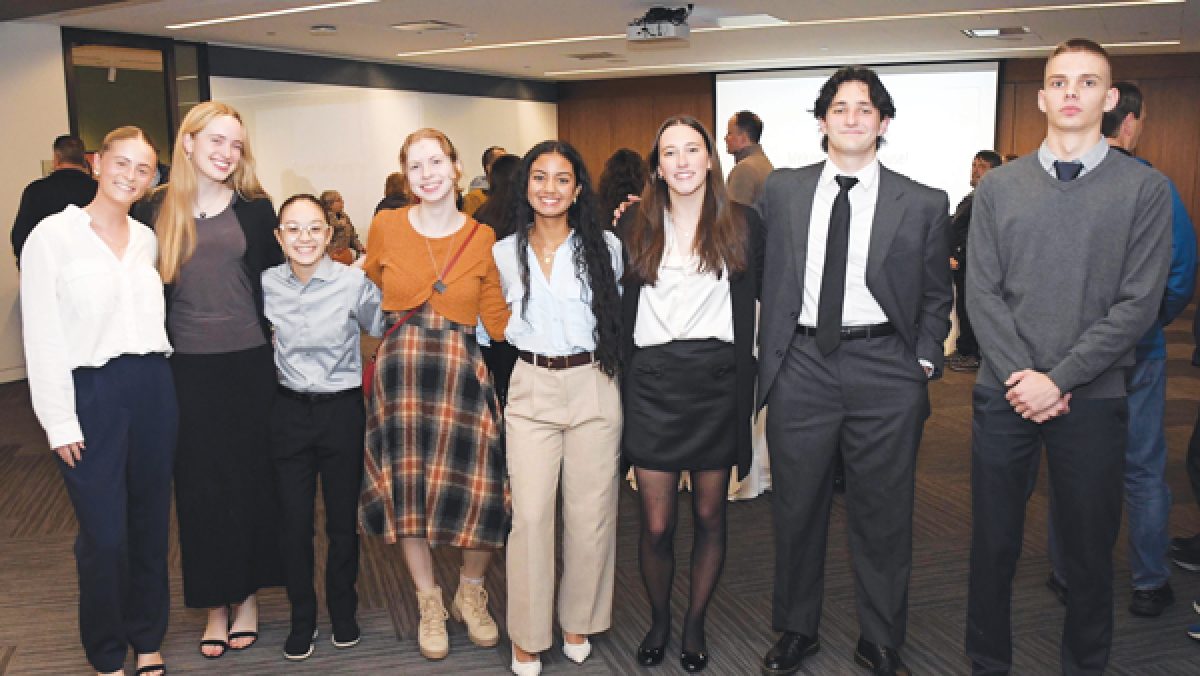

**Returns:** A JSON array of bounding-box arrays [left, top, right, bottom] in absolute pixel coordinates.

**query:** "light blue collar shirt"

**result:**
[[1037, 137, 1109, 178], [491, 229, 623, 356], [262, 256, 385, 393]]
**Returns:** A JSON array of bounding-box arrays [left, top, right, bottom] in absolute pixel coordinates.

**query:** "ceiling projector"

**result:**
[[627, 4, 693, 42]]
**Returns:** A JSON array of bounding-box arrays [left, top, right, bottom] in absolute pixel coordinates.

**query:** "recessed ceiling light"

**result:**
[[543, 40, 1180, 77], [391, 20, 466, 33], [963, 26, 1032, 38], [166, 0, 380, 30], [395, 0, 1183, 58], [716, 14, 786, 29], [310, 25, 337, 36]]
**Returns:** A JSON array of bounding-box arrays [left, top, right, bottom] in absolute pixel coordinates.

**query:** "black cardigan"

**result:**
[[617, 203, 762, 481], [134, 187, 284, 343]]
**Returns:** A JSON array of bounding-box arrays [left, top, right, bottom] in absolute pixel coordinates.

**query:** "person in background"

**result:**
[[498, 140, 624, 676], [138, 101, 286, 660], [11, 135, 98, 265], [474, 152, 523, 407], [320, 190, 364, 265], [947, 150, 1003, 374], [724, 111, 774, 207], [1003, 154, 1019, 163], [262, 194, 385, 661], [463, 146, 508, 216], [374, 172, 411, 215], [620, 115, 760, 673], [1038, 82, 1194, 621], [358, 128, 510, 663], [965, 40, 1172, 675], [21, 126, 174, 676], [596, 148, 648, 231]]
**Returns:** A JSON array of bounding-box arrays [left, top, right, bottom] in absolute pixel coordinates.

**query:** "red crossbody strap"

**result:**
[[378, 220, 482, 340]]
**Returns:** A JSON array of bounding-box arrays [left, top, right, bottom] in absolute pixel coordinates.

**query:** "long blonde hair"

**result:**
[[157, 102, 267, 283]]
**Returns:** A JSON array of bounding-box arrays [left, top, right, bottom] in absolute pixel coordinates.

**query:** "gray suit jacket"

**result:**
[[752, 161, 954, 410]]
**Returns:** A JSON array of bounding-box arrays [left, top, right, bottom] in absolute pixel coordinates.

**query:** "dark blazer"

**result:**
[[617, 203, 761, 481], [11, 168, 97, 266], [134, 187, 284, 343], [753, 161, 953, 410]]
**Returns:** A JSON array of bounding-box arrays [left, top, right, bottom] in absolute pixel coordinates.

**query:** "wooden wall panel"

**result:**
[[557, 74, 714, 180], [995, 82, 1016, 157]]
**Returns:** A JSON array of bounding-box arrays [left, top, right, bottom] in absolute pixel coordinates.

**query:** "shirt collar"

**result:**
[[286, 254, 335, 284], [1037, 137, 1109, 175], [819, 157, 880, 193]]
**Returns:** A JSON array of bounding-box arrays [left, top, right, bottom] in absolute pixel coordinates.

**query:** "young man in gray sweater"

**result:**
[[963, 39, 1172, 676]]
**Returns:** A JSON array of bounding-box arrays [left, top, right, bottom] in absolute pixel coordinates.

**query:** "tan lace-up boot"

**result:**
[[451, 576, 500, 647], [416, 586, 449, 659]]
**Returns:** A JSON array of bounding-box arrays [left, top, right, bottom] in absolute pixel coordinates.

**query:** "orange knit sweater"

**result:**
[[363, 207, 509, 339]]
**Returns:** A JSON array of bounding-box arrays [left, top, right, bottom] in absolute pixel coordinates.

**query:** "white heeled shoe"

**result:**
[[562, 636, 592, 664], [510, 652, 542, 675]]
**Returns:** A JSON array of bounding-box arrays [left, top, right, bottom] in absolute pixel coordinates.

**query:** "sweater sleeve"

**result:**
[[362, 211, 387, 289], [1047, 174, 1173, 393], [965, 183, 1037, 382], [479, 251, 511, 342]]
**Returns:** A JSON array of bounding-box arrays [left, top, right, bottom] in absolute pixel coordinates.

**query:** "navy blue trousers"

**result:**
[[56, 354, 178, 672]]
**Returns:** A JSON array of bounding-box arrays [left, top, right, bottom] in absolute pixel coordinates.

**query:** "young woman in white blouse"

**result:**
[[617, 116, 760, 673], [21, 126, 176, 676], [496, 141, 624, 676]]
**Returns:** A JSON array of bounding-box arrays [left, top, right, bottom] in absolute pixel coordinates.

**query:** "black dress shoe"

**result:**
[[1130, 582, 1175, 617], [637, 642, 666, 667], [853, 637, 910, 676], [762, 631, 819, 675], [681, 651, 709, 672]]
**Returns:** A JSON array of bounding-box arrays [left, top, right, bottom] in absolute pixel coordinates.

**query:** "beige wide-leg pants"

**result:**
[[504, 358, 622, 654]]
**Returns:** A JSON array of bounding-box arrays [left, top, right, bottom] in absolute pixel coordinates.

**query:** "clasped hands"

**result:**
[[1005, 369, 1071, 423]]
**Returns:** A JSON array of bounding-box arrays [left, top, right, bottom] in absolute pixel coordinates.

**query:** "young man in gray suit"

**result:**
[[752, 67, 953, 676]]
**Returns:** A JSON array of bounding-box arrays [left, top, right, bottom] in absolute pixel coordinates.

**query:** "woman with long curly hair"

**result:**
[[496, 141, 623, 675], [137, 101, 285, 659], [618, 116, 760, 673]]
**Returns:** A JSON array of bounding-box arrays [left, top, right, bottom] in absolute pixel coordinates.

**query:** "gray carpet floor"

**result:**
[[3, 316, 1200, 674]]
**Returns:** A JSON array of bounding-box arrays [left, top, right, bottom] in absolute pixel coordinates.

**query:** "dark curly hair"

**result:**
[[472, 153, 521, 239], [813, 66, 896, 152], [595, 148, 648, 229], [513, 140, 622, 377]]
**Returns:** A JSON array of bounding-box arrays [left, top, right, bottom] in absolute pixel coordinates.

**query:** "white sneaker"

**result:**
[[562, 636, 591, 664], [510, 652, 543, 675]]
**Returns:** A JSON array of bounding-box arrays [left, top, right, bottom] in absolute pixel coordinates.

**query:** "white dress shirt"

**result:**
[[20, 205, 173, 449], [634, 211, 735, 348], [798, 159, 888, 327], [494, 230, 623, 355]]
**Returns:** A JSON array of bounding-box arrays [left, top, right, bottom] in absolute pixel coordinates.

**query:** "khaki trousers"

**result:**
[[504, 358, 622, 653]]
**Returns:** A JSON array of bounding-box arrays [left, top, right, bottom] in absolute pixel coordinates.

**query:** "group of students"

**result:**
[[18, 36, 1181, 676]]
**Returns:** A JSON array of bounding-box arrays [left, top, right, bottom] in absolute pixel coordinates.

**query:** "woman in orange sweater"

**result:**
[[359, 128, 510, 662]]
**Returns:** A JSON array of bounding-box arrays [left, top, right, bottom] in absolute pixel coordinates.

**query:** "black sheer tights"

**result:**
[[635, 467, 731, 654]]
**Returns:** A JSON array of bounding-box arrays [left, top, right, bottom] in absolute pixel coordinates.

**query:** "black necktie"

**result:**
[[1053, 160, 1083, 181], [815, 175, 859, 356]]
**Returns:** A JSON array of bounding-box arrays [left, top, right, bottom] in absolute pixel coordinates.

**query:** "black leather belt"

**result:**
[[518, 351, 595, 370], [277, 385, 361, 403], [796, 322, 896, 340]]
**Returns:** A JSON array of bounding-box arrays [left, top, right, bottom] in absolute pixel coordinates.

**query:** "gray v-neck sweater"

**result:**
[[965, 150, 1172, 399]]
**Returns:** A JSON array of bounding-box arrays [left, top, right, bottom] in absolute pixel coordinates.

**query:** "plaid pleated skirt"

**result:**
[[359, 304, 510, 548]]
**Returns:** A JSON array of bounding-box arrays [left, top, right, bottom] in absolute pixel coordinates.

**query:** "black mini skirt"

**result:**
[[622, 338, 737, 472]]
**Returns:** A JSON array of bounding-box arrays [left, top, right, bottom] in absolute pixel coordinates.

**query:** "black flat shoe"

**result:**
[[853, 636, 910, 676], [762, 632, 819, 676], [637, 642, 666, 667], [681, 651, 709, 672], [284, 628, 318, 661]]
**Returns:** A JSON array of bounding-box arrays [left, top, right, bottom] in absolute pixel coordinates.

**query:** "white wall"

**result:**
[[210, 77, 558, 237], [0, 23, 71, 383]]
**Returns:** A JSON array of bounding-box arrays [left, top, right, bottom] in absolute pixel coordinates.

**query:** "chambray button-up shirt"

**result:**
[[262, 256, 385, 393], [492, 230, 623, 356]]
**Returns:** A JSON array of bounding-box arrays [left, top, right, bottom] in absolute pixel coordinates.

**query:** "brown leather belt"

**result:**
[[518, 350, 595, 370]]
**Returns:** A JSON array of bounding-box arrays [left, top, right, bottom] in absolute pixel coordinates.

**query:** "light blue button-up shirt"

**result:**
[[1037, 137, 1109, 178], [491, 230, 623, 356], [262, 256, 385, 393]]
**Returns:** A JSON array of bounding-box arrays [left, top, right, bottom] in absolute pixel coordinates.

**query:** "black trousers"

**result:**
[[966, 387, 1126, 676], [766, 332, 928, 648], [58, 354, 178, 673], [1186, 410, 1200, 511], [954, 268, 978, 357], [270, 390, 365, 630]]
